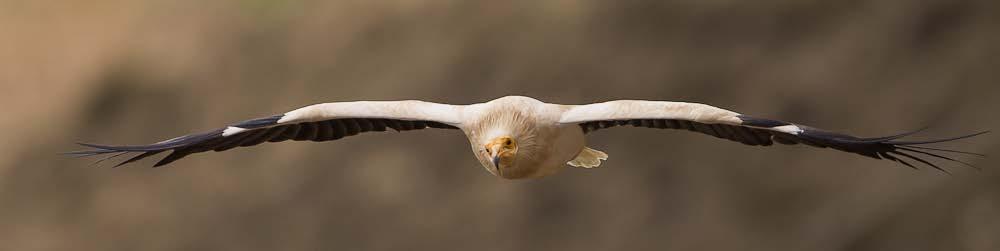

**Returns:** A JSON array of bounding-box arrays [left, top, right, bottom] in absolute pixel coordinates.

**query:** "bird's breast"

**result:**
[[494, 124, 585, 179]]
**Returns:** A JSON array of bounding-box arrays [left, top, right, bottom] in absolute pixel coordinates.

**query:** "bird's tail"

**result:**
[[568, 147, 608, 168]]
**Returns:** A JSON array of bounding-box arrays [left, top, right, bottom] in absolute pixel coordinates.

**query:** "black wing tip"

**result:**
[[64, 142, 122, 156], [881, 130, 989, 173], [796, 127, 988, 173], [887, 130, 990, 145], [897, 147, 981, 171], [74, 142, 117, 150], [861, 127, 929, 142], [901, 145, 987, 157], [67, 142, 183, 168], [71, 141, 161, 152], [66, 114, 288, 167]]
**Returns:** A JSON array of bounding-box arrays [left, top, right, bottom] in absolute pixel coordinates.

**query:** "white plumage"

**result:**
[[70, 96, 986, 178]]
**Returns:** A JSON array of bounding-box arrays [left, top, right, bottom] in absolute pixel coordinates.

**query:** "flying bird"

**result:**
[[70, 96, 987, 179]]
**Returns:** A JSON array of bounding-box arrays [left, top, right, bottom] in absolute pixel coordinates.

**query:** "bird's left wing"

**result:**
[[69, 100, 465, 167], [559, 100, 987, 172]]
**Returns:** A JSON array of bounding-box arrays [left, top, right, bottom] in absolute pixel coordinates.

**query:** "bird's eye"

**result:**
[[504, 139, 512, 145], [485, 148, 492, 154]]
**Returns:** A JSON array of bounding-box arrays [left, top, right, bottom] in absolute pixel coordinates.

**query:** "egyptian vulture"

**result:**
[[70, 96, 986, 179]]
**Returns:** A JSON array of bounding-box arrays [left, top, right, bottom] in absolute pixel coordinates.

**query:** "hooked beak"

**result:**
[[492, 156, 501, 172], [486, 136, 515, 176]]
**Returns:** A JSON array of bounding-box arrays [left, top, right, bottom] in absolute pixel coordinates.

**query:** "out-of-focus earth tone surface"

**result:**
[[2, 1, 998, 250]]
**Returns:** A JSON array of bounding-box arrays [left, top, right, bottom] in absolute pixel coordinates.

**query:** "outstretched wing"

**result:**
[[69, 100, 465, 167], [559, 100, 987, 172]]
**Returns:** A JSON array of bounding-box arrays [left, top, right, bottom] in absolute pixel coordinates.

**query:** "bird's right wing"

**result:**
[[559, 100, 987, 172], [69, 100, 465, 167]]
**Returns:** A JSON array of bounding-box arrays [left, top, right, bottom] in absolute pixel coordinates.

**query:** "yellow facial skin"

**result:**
[[485, 136, 517, 174]]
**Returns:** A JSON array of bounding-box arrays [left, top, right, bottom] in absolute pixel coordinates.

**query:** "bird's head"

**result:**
[[483, 136, 518, 176]]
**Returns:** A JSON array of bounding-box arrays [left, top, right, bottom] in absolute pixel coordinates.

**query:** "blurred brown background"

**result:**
[[2, 0, 998, 250]]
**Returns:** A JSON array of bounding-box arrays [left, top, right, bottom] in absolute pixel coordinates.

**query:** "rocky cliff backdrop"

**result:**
[[2, 1, 998, 250]]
